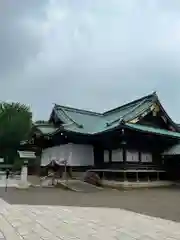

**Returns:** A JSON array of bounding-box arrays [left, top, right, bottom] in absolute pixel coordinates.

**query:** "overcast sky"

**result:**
[[1, 0, 180, 122]]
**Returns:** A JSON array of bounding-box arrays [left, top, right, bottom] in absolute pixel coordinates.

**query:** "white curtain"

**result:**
[[41, 143, 94, 166], [141, 152, 152, 163], [112, 149, 123, 162], [41, 144, 71, 166], [126, 150, 139, 162]]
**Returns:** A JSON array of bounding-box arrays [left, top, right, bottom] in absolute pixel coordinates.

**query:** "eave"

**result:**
[[124, 123, 180, 140], [127, 93, 179, 132], [156, 97, 179, 131], [42, 92, 180, 137]]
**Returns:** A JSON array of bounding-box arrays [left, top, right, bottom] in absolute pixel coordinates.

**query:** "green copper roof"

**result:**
[[35, 121, 180, 139], [35, 92, 180, 139], [34, 123, 58, 135], [37, 126, 58, 134], [54, 106, 103, 134], [52, 92, 157, 134]]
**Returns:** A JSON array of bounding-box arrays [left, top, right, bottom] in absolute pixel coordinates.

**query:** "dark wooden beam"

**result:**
[[123, 148, 126, 164], [109, 150, 112, 163], [138, 151, 141, 163]]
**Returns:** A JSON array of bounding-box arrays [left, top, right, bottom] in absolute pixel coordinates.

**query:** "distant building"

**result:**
[[31, 92, 180, 181]]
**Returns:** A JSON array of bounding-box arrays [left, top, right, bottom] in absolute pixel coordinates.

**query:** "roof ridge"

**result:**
[[103, 92, 156, 115], [121, 97, 153, 120], [54, 104, 102, 116], [105, 98, 152, 128], [53, 92, 157, 118], [154, 96, 179, 131]]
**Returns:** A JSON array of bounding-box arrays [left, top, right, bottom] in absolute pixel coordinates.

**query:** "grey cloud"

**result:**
[[0, 0, 48, 80], [0, 0, 180, 122]]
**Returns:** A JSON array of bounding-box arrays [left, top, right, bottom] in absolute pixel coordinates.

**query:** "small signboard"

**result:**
[[0, 158, 4, 163], [17, 151, 36, 159]]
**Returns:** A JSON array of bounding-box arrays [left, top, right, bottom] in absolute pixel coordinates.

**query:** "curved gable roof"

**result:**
[[41, 92, 179, 135]]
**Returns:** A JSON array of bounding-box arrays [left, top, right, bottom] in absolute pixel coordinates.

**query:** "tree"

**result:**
[[0, 102, 32, 163]]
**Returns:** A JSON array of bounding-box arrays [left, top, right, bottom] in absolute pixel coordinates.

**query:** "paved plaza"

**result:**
[[0, 187, 179, 239]]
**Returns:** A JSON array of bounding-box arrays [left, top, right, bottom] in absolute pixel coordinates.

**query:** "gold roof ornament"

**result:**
[[154, 103, 160, 112], [129, 117, 139, 123], [152, 103, 160, 116]]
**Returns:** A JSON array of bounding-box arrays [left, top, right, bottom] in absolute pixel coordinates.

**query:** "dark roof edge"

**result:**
[[155, 97, 179, 131], [103, 92, 156, 115], [125, 123, 180, 139], [36, 121, 180, 139], [54, 104, 102, 116], [51, 92, 156, 118]]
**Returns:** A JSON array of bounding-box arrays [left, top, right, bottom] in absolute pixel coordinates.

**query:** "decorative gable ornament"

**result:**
[[152, 103, 160, 116], [141, 111, 149, 118], [129, 117, 139, 123]]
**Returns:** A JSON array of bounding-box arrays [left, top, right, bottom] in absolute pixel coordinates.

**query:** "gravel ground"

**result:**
[[1, 186, 180, 222]]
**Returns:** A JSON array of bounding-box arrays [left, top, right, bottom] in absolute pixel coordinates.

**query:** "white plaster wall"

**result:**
[[141, 152, 152, 163], [41, 143, 94, 166], [112, 149, 123, 162], [104, 150, 109, 163], [126, 150, 139, 162]]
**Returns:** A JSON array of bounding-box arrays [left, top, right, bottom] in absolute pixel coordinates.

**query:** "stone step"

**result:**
[[59, 180, 103, 192]]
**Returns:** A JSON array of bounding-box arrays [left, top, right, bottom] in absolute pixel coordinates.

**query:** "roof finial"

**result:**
[[52, 103, 58, 108]]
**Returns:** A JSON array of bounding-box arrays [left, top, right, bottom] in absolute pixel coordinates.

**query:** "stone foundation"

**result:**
[[102, 180, 174, 189]]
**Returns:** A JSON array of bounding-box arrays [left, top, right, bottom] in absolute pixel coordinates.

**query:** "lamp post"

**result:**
[[17, 151, 36, 188]]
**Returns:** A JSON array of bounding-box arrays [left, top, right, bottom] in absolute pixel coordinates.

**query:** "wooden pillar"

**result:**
[[123, 149, 126, 164], [109, 150, 112, 163], [157, 171, 159, 181], [121, 128, 127, 181], [136, 171, 139, 182], [138, 152, 141, 163], [102, 171, 105, 180], [147, 173, 150, 182], [121, 128, 126, 166], [123, 171, 127, 182]]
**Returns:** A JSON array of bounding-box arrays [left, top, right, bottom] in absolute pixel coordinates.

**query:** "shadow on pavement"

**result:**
[[1, 186, 180, 223]]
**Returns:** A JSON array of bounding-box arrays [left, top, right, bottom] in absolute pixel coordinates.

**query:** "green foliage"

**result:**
[[0, 102, 32, 149]]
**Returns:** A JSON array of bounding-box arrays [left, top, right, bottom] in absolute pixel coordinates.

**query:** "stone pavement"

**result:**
[[0, 198, 179, 239]]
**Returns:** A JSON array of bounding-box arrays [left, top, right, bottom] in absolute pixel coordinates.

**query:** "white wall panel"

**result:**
[[141, 152, 152, 163], [126, 150, 139, 162], [112, 149, 123, 162], [104, 150, 109, 163], [41, 143, 94, 166]]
